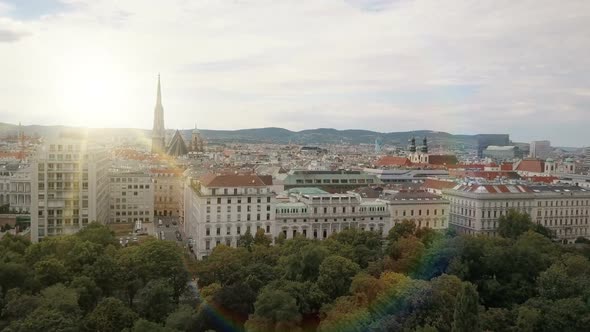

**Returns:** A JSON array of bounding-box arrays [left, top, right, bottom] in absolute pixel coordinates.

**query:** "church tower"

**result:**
[[151, 75, 166, 154], [190, 123, 204, 153]]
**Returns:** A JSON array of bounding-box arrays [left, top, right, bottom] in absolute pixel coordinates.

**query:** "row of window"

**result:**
[[207, 197, 271, 204], [209, 188, 269, 195], [279, 217, 385, 223], [205, 213, 271, 222], [207, 205, 270, 213], [394, 208, 445, 217], [294, 178, 374, 184], [111, 177, 150, 183], [205, 224, 271, 237]]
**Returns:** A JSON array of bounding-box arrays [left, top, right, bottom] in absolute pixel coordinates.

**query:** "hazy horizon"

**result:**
[[1, 0, 589, 146]]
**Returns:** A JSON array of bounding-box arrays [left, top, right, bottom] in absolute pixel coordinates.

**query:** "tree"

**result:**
[[388, 236, 425, 275], [452, 283, 481, 332], [70, 276, 102, 313], [6, 307, 80, 332], [75, 222, 118, 247], [116, 246, 143, 307], [497, 209, 552, 239], [537, 254, 590, 300], [253, 228, 272, 247], [317, 256, 360, 300], [387, 220, 416, 242], [137, 279, 176, 323], [34, 258, 69, 287], [165, 304, 200, 332], [2, 289, 41, 321], [0, 262, 32, 292], [211, 282, 257, 323], [136, 240, 188, 302], [245, 289, 301, 332], [238, 232, 255, 251], [85, 297, 138, 332], [130, 319, 176, 332]]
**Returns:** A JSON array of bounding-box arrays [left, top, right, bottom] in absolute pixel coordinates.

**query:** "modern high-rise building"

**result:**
[[31, 138, 110, 242], [530, 140, 552, 159], [151, 75, 166, 154]]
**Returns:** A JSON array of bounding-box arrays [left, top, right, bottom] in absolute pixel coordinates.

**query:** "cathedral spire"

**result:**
[[151, 74, 166, 154], [156, 73, 162, 107]]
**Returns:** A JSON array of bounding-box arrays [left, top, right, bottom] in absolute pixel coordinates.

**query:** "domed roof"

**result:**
[[565, 157, 574, 162], [545, 158, 554, 162]]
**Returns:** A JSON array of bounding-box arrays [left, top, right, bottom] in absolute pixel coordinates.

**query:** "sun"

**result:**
[[53, 46, 136, 128]]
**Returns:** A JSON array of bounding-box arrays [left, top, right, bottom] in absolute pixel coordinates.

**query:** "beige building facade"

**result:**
[[31, 139, 110, 242]]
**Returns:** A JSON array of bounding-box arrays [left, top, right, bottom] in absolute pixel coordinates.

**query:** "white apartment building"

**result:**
[[443, 184, 590, 243], [184, 173, 275, 259], [275, 188, 390, 240], [31, 139, 110, 242], [382, 190, 449, 231], [0, 166, 11, 207], [109, 171, 154, 223], [9, 165, 32, 213]]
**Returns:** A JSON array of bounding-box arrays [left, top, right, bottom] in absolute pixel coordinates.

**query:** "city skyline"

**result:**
[[1, 0, 589, 146]]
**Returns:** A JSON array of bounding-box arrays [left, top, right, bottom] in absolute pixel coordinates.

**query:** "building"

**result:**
[[150, 168, 183, 217], [109, 171, 154, 223], [31, 139, 110, 242], [443, 184, 590, 243], [184, 172, 275, 259], [363, 168, 449, 184], [189, 125, 205, 153], [477, 134, 510, 158], [151, 75, 166, 154], [382, 190, 449, 231], [275, 188, 390, 240], [9, 165, 32, 213], [482, 146, 520, 161], [0, 166, 10, 207], [283, 170, 381, 193], [407, 137, 459, 166], [545, 158, 575, 174], [166, 130, 189, 157], [530, 140, 552, 159]]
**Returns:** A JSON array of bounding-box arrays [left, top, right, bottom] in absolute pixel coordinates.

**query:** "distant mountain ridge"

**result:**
[[0, 122, 491, 148]]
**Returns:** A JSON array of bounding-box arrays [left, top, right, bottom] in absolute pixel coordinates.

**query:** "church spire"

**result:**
[[156, 73, 162, 107], [151, 74, 166, 154]]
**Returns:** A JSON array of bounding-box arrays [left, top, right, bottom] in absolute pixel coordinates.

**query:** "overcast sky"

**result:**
[[0, 0, 589, 146]]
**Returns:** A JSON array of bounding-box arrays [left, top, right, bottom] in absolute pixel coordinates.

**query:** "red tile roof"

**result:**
[[428, 155, 459, 166], [422, 178, 457, 190], [500, 163, 514, 171], [515, 159, 545, 173], [374, 156, 412, 167]]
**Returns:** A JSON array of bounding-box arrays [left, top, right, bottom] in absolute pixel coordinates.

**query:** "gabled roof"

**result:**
[[374, 156, 412, 167], [166, 130, 188, 156], [428, 155, 459, 166], [514, 159, 545, 173], [422, 178, 457, 190], [452, 184, 533, 194]]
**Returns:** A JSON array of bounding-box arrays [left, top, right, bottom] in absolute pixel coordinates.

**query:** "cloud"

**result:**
[[0, 18, 29, 42], [0, 0, 589, 145]]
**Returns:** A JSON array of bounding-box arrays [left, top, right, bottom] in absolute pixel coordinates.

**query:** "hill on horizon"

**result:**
[[0, 122, 501, 148]]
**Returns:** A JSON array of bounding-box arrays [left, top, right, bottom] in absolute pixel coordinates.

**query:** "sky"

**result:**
[[0, 0, 589, 146]]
